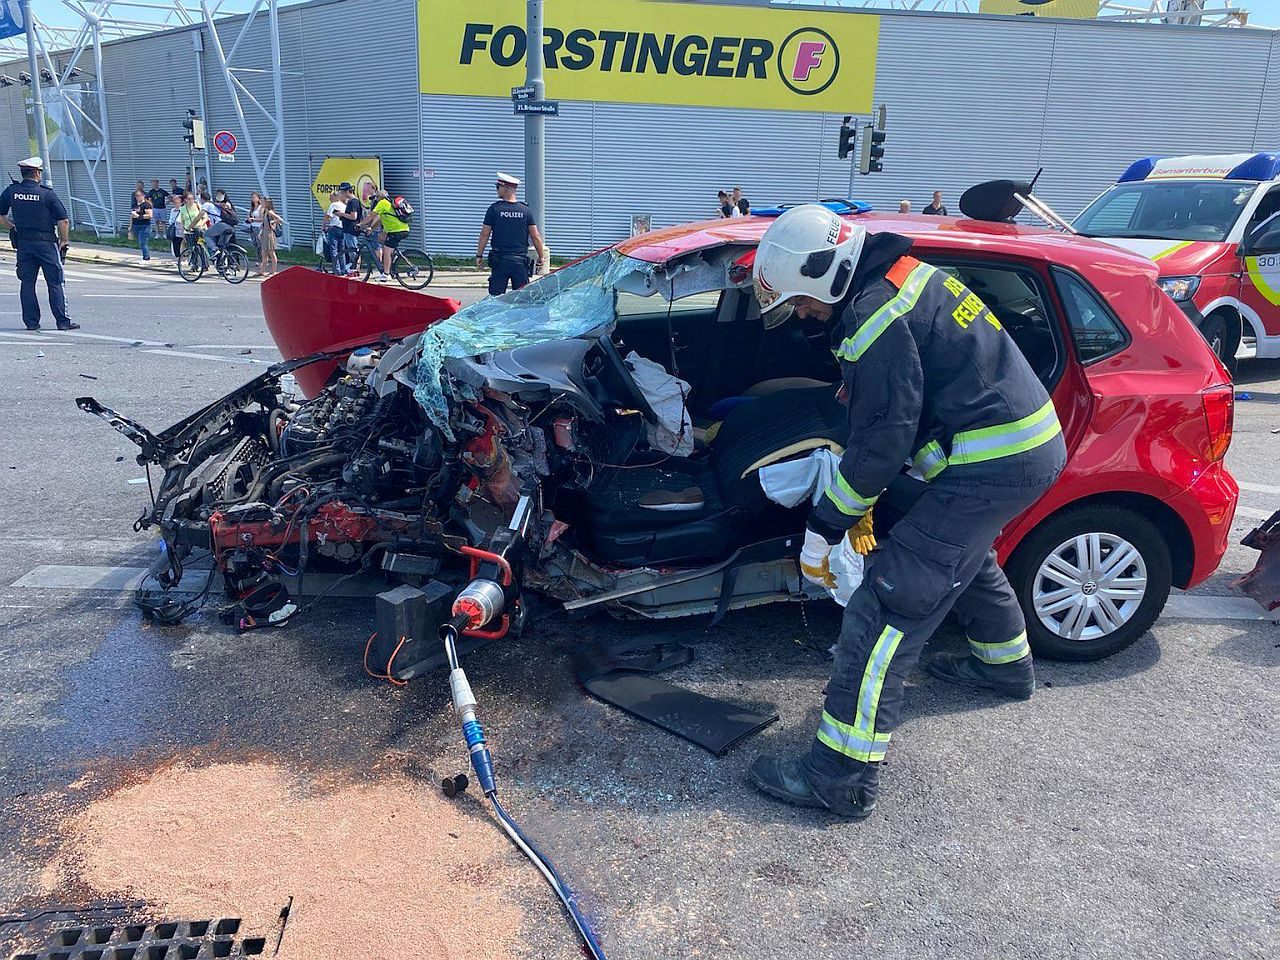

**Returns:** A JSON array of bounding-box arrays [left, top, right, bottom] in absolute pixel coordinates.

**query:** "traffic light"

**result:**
[[837, 115, 856, 161], [859, 106, 886, 175], [182, 109, 205, 150]]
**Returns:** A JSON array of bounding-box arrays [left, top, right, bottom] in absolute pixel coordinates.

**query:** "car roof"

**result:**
[[615, 212, 1158, 278]]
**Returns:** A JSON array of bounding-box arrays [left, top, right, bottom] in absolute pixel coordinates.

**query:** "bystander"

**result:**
[[257, 197, 284, 277], [732, 185, 750, 216], [166, 194, 184, 262], [129, 187, 154, 263], [336, 182, 364, 276], [147, 178, 170, 212], [922, 191, 948, 216], [898, 199, 911, 214]]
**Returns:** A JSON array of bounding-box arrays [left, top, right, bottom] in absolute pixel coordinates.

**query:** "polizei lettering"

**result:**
[[460, 23, 774, 79]]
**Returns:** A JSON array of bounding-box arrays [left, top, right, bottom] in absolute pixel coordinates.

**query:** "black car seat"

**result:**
[[579, 386, 847, 566]]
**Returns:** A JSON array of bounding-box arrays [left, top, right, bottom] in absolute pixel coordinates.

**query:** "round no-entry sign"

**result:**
[[213, 130, 238, 155]]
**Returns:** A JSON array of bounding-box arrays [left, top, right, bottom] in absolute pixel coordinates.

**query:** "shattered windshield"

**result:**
[[1074, 181, 1254, 242], [413, 250, 654, 431]]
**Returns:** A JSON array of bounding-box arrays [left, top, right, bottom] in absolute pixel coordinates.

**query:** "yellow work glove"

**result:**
[[800, 528, 838, 589], [848, 509, 877, 556]]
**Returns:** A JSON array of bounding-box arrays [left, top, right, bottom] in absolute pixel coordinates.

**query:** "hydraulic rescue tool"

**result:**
[[438, 497, 608, 960]]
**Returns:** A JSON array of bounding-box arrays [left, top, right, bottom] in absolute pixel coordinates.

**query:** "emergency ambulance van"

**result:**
[[1073, 152, 1280, 370]]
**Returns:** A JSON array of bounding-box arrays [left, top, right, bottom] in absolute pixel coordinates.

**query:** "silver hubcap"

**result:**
[[1032, 532, 1148, 642]]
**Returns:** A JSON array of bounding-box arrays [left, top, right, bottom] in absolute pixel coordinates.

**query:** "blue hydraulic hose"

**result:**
[[443, 625, 608, 960], [487, 793, 608, 960]]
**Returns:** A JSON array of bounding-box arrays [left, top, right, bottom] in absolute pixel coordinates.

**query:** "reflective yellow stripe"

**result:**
[[816, 710, 891, 763], [968, 631, 1030, 665], [834, 263, 935, 363], [855, 625, 904, 736], [1151, 241, 1193, 261], [911, 440, 948, 481], [949, 400, 1061, 466], [823, 473, 879, 518]]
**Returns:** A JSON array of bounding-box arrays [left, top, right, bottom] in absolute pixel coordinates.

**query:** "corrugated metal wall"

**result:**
[[0, 2, 1275, 256], [422, 12, 1279, 255]]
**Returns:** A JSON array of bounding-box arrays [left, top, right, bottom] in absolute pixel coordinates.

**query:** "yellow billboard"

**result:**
[[310, 157, 383, 212], [978, 0, 1100, 18], [419, 0, 880, 113]]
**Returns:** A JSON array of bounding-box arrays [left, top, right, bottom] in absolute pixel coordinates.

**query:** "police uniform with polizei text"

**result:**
[[0, 160, 74, 330], [483, 197, 536, 295], [805, 231, 1066, 795]]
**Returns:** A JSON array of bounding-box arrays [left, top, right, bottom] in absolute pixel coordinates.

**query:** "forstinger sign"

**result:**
[[419, 0, 879, 113]]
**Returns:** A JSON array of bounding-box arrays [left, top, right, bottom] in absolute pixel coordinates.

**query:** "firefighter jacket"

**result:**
[[808, 232, 1065, 543]]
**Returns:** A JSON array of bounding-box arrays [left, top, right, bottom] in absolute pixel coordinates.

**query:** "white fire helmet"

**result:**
[[752, 204, 867, 329]]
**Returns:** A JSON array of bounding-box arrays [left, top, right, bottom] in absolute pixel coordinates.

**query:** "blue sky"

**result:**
[[26, 0, 1280, 30]]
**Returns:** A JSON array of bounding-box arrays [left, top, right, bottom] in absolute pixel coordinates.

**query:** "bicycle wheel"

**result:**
[[393, 249, 435, 290], [178, 242, 205, 282], [218, 245, 250, 285]]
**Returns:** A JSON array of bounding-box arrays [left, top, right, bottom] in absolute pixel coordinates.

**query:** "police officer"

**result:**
[[0, 157, 78, 331], [746, 205, 1066, 819], [475, 172, 546, 296]]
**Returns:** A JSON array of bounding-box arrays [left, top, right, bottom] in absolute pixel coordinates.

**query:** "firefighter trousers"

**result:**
[[806, 470, 1058, 789]]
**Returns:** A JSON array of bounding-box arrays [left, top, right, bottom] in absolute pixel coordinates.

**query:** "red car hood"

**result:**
[[260, 267, 460, 397], [1093, 238, 1236, 277]]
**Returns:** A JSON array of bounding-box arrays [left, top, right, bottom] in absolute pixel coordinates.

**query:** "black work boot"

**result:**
[[749, 755, 877, 820], [926, 653, 1035, 700]]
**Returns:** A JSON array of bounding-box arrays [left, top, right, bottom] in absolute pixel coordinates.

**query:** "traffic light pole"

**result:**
[[525, 0, 545, 245], [20, 0, 52, 185]]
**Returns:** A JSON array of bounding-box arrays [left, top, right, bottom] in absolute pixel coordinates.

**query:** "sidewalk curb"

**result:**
[[61, 249, 493, 288]]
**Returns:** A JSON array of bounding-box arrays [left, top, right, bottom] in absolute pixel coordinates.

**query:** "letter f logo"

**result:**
[[791, 41, 825, 82]]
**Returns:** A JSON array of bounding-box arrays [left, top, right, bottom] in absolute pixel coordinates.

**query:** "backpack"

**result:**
[[390, 195, 413, 223], [219, 202, 240, 227]]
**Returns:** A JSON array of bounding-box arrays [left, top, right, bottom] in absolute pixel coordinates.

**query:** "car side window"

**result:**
[[928, 260, 1062, 387], [1245, 188, 1280, 252], [1053, 269, 1131, 363]]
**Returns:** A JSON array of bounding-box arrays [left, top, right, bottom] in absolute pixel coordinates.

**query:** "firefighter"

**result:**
[[0, 157, 78, 331], [747, 204, 1066, 819]]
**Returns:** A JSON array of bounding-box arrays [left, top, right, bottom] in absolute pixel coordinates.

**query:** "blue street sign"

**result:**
[[0, 1, 24, 41]]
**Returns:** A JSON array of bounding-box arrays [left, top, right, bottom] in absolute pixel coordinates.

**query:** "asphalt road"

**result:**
[[0, 258, 1276, 960]]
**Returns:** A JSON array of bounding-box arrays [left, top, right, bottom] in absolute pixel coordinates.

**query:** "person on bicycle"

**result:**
[[205, 189, 239, 254], [178, 192, 209, 258], [360, 189, 408, 283]]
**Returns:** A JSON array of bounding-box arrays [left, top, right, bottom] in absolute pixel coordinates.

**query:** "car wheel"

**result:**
[[1005, 504, 1172, 661], [1199, 310, 1239, 378]]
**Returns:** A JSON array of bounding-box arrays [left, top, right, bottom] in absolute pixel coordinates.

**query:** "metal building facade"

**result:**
[[0, 0, 1275, 258]]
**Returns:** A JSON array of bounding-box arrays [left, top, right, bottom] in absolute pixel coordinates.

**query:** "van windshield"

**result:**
[[1074, 180, 1255, 242]]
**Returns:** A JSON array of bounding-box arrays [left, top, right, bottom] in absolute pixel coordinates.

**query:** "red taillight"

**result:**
[[1201, 384, 1234, 462]]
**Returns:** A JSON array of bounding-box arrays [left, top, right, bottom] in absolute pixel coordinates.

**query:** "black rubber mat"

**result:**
[[5, 916, 266, 960], [578, 638, 777, 756]]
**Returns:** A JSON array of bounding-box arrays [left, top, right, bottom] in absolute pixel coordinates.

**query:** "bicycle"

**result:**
[[359, 233, 435, 290], [178, 231, 250, 284]]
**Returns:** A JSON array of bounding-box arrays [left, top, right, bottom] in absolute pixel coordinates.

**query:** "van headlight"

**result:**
[[1159, 276, 1201, 301]]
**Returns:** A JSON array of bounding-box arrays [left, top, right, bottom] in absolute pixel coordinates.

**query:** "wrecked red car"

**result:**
[[80, 205, 1238, 669]]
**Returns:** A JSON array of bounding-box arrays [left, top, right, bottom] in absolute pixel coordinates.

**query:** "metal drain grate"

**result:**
[[8, 919, 267, 960]]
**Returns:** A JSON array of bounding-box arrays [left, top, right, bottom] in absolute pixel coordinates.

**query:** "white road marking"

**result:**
[[48, 330, 170, 346], [0, 340, 71, 346], [1238, 481, 1280, 496], [1162, 594, 1278, 622], [144, 348, 269, 365], [12, 564, 212, 594], [1236, 505, 1274, 522], [84, 293, 217, 299], [11, 563, 378, 598], [187, 344, 279, 351]]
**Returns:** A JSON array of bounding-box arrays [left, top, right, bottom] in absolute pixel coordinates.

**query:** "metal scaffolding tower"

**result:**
[[0, 1, 292, 238]]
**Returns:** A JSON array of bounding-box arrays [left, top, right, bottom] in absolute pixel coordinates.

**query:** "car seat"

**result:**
[[579, 386, 847, 566]]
